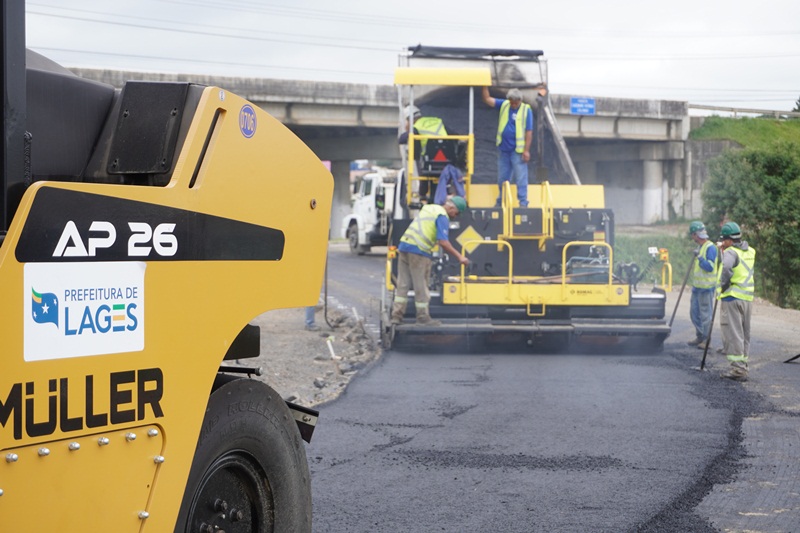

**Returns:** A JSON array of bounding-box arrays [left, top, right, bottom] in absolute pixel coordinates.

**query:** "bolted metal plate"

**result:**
[[0, 425, 163, 531]]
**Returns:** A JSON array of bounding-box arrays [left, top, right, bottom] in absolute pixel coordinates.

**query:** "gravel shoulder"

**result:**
[[247, 303, 381, 407]]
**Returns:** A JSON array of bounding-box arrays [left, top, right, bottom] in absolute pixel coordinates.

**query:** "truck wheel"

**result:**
[[174, 378, 311, 533], [347, 224, 366, 256]]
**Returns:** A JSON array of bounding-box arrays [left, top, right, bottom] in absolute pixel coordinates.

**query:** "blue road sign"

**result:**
[[570, 97, 596, 116]]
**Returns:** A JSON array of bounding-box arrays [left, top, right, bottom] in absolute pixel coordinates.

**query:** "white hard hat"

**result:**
[[404, 105, 420, 118]]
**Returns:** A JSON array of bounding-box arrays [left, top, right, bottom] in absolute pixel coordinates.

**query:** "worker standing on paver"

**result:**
[[391, 196, 470, 326], [687, 221, 718, 348], [481, 86, 533, 207], [717, 221, 756, 381]]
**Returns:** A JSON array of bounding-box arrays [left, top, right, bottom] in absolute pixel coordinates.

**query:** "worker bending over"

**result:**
[[391, 196, 470, 326]]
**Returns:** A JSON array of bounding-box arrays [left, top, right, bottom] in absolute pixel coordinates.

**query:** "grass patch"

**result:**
[[614, 232, 695, 289], [689, 116, 800, 150]]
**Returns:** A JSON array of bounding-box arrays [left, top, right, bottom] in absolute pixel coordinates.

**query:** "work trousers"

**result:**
[[690, 288, 715, 341], [496, 150, 528, 207], [305, 305, 316, 327], [392, 251, 433, 320], [719, 298, 752, 369]]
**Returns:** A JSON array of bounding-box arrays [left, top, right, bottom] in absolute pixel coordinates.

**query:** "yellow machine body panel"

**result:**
[[468, 184, 520, 208], [2, 426, 163, 531], [394, 67, 492, 87], [0, 87, 332, 530], [442, 280, 630, 307], [467, 184, 606, 209]]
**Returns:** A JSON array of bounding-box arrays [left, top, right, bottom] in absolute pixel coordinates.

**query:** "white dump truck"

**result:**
[[341, 167, 398, 255]]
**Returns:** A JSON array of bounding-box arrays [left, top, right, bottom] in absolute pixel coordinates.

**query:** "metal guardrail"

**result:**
[[689, 104, 800, 119]]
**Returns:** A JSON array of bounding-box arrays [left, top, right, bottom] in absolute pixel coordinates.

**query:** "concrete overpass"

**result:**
[[72, 69, 700, 233]]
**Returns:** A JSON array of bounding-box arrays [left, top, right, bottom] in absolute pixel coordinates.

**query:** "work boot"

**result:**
[[415, 315, 442, 327], [722, 368, 748, 382], [390, 302, 406, 325], [687, 337, 704, 347]]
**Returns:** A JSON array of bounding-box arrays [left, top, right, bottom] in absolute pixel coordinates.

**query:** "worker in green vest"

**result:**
[[687, 221, 718, 348], [717, 221, 756, 381], [481, 86, 534, 207], [391, 196, 470, 326]]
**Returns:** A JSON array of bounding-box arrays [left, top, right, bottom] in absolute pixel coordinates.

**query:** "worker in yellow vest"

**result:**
[[481, 86, 533, 207], [398, 106, 451, 203], [391, 196, 470, 326], [717, 221, 756, 381], [399, 107, 449, 151], [687, 221, 718, 348]]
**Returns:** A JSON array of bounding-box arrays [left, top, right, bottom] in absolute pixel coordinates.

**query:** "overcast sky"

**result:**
[[24, 0, 800, 113]]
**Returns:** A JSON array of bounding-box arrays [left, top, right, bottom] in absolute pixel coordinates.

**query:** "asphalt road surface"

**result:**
[[310, 243, 797, 532]]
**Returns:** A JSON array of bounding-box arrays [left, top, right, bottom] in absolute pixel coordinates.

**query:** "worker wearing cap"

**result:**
[[391, 196, 470, 326], [481, 86, 533, 207], [717, 221, 756, 381], [687, 221, 718, 348]]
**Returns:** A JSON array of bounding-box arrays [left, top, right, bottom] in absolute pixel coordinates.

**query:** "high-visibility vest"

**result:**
[[400, 204, 447, 254], [496, 100, 531, 153], [692, 240, 718, 289], [719, 246, 756, 301], [414, 117, 447, 153]]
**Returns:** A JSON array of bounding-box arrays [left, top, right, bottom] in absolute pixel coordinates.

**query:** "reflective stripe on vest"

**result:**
[[692, 240, 718, 289], [720, 246, 756, 301], [400, 204, 447, 254], [414, 117, 447, 153], [496, 100, 531, 153]]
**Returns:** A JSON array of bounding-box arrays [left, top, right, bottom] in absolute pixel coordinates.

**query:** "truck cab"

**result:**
[[342, 168, 397, 255]]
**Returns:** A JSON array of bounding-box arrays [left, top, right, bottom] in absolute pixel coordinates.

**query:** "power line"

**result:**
[[26, 10, 400, 53], [28, 8, 800, 64], [160, 0, 800, 39], [26, 2, 800, 107], [552, 52, 800, 61], [32, 46, 797, 105], [31, 46, 388, 78], [28, 2, 404, 50], [30, 0, 800, 51], [560, 81, 798, 94]]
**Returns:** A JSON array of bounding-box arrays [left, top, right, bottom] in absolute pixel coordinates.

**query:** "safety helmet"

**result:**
[[720, 221, 741, 239], [404, 105, 420, 118], [449, 196, 467, 214], [688, 221, 705, 236]]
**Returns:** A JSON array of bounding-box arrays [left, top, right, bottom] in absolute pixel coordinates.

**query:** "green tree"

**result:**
[[794, 96, 800, 113], [702, 142, 800, 308]]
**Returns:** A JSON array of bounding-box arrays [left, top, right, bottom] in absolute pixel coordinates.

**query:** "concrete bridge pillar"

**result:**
[[642, 160, 663, 224]]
